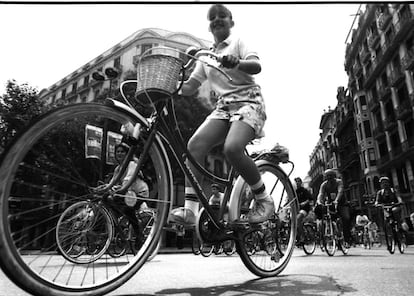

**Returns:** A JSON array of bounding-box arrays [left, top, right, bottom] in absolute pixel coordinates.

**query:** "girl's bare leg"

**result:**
[[169, 119, 228, 225], [224, 121, 275, 223]]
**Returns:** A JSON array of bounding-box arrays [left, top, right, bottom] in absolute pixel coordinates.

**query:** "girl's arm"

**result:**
[[179, 77, 202, 96]]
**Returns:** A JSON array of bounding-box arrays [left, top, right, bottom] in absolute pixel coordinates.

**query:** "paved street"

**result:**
[[1, 245, 413, 296]]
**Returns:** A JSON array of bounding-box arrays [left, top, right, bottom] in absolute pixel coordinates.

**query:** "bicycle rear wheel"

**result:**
[[302, 223, 316, 255], [236, 161, 298, 277], [384, 222, 395, 254], [0, 103, 171, 296]]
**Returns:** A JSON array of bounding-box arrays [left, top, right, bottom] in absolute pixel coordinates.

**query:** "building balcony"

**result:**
[[377, 153, 390, 167], [393, 8, 414, 43], [390, 146, 403, 159], [396, 100, 413, 120], [352, 62, 363, 76], [373, 126, 385, 139], [360, 47, 371, 64], [389, 67, 406, 87], [378, 84, 391, 101], [402, 48, 414, 70], [77, 83, 90, 94], [370, 98, 380, 112], [377, 12, 393, 31], [367, 31, 380, 50], [384, 118, 397, 131], [90, 79, 103, 88], [66, 91, 77, 102]]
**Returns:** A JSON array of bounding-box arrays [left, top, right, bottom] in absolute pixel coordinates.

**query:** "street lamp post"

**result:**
[[92, 67, 120, 180]]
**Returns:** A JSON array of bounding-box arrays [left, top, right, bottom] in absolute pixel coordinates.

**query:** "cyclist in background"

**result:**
[[294, 177, 313, 246], [169, 4, 272, 226], [315, 169, 352, 248], [375, 176, 403, 228]]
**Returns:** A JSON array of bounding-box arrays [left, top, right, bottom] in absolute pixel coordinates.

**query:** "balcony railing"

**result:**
[[389, 67, 405, 86], [402, 48, 414, 70], [396, 100, 413, 120], [77, 84, 90, 94], [394, 7, 414, 43], [360, 46, 371, 64], [384, 118, 397, 131], [373, 126, 385, 139], [352, 62, 363, 76], [370, 98, 380, 111], [378, 84, 391, 101], [367, 31, 380, 50]]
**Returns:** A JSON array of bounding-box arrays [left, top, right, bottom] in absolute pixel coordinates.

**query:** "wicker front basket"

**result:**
[[135, 54, 183, 103]]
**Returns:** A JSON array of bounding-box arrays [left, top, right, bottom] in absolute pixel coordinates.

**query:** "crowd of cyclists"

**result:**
[[294, 169, 412, 252]]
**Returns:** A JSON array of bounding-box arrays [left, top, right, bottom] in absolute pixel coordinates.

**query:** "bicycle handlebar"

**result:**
[[183, 47, 232, 81]]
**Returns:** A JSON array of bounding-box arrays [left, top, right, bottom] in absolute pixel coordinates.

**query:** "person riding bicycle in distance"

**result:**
[[169, 4, 272, 226], [315, 168, 352, 248], [294, 177, 313, 246], [375, 176, 403, 227]]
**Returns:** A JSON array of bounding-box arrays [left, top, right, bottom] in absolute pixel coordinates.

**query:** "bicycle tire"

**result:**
[[384, 222, 395, 254], [302, 223, 316, 255], [396, 228, 406, 254], [223, 240, 236, 256], [56, 201, 113, 263], [324, 220, 336, 256], [107, 214, 130, 258], [200, 243, 214, 257], [236, 161, 298, 277], [0, 103, 171, 296], [336, 220, 349, 255], [191, 234, 201, 255]]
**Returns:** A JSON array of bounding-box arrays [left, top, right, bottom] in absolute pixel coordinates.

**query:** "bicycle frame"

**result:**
[[106, 96, 239, 230]]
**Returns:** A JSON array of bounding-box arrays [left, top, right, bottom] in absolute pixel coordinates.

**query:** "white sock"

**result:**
[[184, 186, 199, 214]]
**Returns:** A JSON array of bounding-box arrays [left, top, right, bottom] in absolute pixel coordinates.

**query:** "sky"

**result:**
[[0, 2, 361, 179]]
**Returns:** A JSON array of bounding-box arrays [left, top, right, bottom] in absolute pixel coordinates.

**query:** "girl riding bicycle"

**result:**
[[169, 4, 273, 226]]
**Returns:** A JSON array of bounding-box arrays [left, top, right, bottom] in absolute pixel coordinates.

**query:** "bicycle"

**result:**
[[0, 46, 298, 296], [318, 203, 337, 256], [376, 203, 406, 254]]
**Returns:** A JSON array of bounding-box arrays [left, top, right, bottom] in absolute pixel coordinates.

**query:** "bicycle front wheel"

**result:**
[[236, 161, 298, 277], [396, 228, 406, 254], [384, 222, 395, 254], [324, 220, 336, 256], [302, 223, 316, 255], [0, 103, 171, 296]]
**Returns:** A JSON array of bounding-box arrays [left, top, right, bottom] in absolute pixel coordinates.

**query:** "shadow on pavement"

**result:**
[[117, 274, 358, 296]]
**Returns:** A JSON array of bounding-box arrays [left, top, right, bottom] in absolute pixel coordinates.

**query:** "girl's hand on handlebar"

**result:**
[[221, 54, 240, 68]]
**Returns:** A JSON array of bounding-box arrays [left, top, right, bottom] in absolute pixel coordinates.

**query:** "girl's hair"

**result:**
[[115, 142, 130, 153], [207, 4, 232, 20]]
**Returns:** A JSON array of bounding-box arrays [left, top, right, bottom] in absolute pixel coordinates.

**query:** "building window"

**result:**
[[214, 159, 223, 178], [141, 43, 152, 55], [363, 120, 372, 137], [368, 148, 376, 166], [72, 82, 77, 92], [84, 75, 89, 86], [61, 88, 66, 99], [114, 56, 121, 68], [360, 95, 367, 111]]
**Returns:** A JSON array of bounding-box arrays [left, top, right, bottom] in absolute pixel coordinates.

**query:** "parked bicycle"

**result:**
[[0, 47, 298, 296], [376, 203, 406, 254]]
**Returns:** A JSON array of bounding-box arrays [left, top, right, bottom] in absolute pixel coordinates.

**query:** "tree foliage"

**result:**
[[0, 80, 46, 151]]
